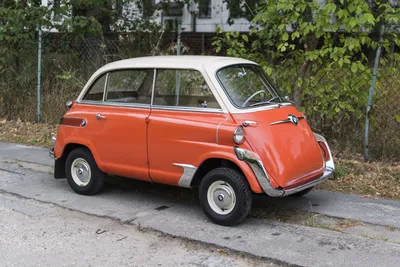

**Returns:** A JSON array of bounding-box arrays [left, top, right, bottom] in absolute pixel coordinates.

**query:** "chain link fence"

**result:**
[[0, 29, 399, 161]]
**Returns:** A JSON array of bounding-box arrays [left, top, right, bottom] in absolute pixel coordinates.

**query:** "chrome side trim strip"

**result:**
[[173, 163, 198, 188], [234, 143, 335, 197], [216, 118, 227, 144]]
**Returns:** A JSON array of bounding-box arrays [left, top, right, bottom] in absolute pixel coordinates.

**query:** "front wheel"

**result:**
[[65, 147, 105, 195], [199, 167, 252, 226]]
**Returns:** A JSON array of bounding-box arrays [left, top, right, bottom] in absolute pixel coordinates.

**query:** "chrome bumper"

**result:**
[[49, 135, 56, 159], [49, 148, 55, 159], [234, 133, 335, 197]]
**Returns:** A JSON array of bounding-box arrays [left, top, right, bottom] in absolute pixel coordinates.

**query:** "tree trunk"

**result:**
[[293, 36, 319, 108]]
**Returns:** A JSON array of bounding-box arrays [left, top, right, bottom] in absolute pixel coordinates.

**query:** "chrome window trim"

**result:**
[[103, 72, 109, 102], [104, 68, 154, 104], [78, 67, 155, 102], [214, 63, 286, 110], [151, 68, 228, 113], [150, 104, 225, 113], [207, 63, 295, 114], [77, 100, 151, 109], [228, 102, 294, 114], [80, 73, 108, 102], [78, 62, 296, 114], [150, 68, 157, 106]]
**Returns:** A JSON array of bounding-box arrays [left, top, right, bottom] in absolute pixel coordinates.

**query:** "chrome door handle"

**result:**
[[96, 113, 106, 120], [242, 120, 258, 127]]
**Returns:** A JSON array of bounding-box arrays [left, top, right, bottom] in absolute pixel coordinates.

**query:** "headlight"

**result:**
[[51, 135, 56, 144], [233, 126, 245, 144]]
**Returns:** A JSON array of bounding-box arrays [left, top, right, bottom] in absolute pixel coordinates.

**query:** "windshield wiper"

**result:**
[[249, 97, 282, 107]]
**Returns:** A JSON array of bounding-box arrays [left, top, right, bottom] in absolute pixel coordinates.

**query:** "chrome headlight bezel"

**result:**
[[51, 135, 56, 144], [233, 126, 245, 144]]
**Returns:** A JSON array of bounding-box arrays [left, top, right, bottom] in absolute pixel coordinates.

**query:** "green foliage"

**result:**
[[212, 0, 400, 120]]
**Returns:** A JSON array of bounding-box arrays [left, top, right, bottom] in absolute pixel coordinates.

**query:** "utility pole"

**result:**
[[36, 25, 42, 123], [364, 21, 385, 161]]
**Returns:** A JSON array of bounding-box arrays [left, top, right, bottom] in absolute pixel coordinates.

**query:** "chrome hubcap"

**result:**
[[71, 158, 91, 187], [207, 181, 236, 215]]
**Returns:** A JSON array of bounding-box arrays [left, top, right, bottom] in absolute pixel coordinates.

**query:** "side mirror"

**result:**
[[284, 96, 291, 102]]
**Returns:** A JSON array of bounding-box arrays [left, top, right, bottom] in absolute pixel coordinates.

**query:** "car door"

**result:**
[[90, 68, 154, 181], [147, 68, 227, 186]]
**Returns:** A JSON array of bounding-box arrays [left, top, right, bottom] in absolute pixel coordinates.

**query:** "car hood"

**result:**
[[231, 106, 325, 188]]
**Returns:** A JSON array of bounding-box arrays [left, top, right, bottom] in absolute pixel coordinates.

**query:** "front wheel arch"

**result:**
[[190, 157, 263, 194]]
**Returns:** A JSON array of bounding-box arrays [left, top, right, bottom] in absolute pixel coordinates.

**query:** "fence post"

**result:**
[[36, 25, 42, 123], [177, 18, 181, 56], [364, 22, 385, 161], [202, 33, 205, 54], [175, 18, 182, 106]]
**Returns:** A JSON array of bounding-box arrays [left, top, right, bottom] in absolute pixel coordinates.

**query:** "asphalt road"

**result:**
[[0, 193, 279, 267], [0, 141, 400, 267]]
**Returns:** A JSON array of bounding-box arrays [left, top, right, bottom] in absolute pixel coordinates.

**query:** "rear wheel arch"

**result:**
[[55, 143, 96, 179]]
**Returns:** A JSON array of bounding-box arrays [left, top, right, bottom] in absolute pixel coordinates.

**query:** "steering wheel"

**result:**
[[242, 90, 266, 107]]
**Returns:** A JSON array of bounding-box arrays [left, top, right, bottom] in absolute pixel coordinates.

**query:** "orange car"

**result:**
[[50, 56, 335, 226]]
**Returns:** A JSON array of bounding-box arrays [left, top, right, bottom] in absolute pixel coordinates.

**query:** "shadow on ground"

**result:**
[[103, 175, 311, 223]]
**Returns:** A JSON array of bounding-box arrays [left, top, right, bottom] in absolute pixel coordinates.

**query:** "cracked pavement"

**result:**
[[0, 141, 399, 267]]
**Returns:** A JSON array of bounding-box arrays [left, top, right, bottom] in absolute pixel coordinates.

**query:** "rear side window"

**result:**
[[82, 74, 106, 101], [105, 69, 154, 105], [154, 69, 220, 109]]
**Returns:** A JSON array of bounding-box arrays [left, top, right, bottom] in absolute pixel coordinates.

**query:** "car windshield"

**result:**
[[216, 64, 284, 108]]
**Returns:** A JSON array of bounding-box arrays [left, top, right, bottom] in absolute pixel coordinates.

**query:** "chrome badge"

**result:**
[[288, 114, 299, 125]]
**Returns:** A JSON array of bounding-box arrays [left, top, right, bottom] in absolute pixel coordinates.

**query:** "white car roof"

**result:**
[[96, 55, 258, 72], [77, 55, 282, 114]]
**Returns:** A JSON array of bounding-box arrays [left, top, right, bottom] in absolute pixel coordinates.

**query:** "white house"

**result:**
[[153, 0, 255, 32], [40, 0, 255, 33]]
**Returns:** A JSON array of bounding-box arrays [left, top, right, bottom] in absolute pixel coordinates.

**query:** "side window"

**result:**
[[154, 69, 220, 109], [82, 74, 106, 101], [105, 69, 154, 105]]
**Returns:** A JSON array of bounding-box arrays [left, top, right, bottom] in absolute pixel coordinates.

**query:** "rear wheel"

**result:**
[[199, 167, 252, 226], [65, 147, 105, 195]]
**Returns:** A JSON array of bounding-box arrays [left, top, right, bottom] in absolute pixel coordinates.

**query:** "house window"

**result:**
[[198, 0, 212, 18]]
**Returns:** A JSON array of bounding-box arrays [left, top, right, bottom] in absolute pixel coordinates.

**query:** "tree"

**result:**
[[212, 0, 400, 119], [0, 0, 50, 73]]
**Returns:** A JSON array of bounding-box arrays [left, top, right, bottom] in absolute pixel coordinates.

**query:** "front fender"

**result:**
[[194, 147, 265, 194]]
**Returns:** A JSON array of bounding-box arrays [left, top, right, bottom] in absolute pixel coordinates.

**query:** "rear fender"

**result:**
[[54, 131, 104, 178]]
